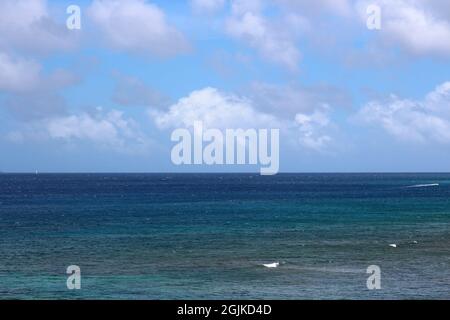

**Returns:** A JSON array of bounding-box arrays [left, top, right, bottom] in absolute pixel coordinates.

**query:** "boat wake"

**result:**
[[406, 183, 439, 188]]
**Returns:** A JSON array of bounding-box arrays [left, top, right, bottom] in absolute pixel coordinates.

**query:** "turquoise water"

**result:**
[[0, 173, 449, 299]]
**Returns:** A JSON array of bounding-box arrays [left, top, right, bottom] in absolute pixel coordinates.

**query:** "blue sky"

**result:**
[[1, 0, 450, 172]]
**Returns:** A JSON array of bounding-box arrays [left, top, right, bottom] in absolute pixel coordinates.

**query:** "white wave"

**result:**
[[262, 262, 279, 268], [406, 183, 439, 188], [389, 244, 397, 248]]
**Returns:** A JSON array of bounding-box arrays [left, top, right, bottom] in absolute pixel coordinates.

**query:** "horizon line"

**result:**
[[1, 171, 450, 175]]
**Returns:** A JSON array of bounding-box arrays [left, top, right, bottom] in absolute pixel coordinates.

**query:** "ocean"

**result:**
[[0, 173, 449, 299]]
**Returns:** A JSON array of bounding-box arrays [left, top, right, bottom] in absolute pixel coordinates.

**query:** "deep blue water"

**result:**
[[0, 173, 449, 299]]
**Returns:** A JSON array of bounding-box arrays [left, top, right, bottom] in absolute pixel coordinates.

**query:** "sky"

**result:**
[[1, 0, 450, 173]]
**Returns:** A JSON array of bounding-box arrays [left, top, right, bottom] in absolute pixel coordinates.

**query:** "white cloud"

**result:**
[[223, 0, 450, 67], [247, 82, 351, 118], [0, 53, 41, 92], [225, 1, 302, 71], [295, 106, 333, 151], [151, 86, 336, 152], [0, 0, 75, 54], [191, 0, 226, 14], [356, 0, 450, 56], [0, 53, 79, 120], [88, 0, 190, 57], [230, 0, 263, 15], [0, 1, 80, 120], [356, 82, 450, 143], [46, 109, 151, 153], [152, 87, 279, 130], [0, 52, 79, 95]]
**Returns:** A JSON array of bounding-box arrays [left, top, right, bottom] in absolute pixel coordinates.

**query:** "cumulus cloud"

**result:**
[[152, 87, 279, 130], [220, 0, 450, 70], [247, 82, 351, 118], [225, 0, 303, 71], [151, 86, 336, 152], [356, 0, 450, 56], [0, 52, 77, 95], [0, 0, 81, 120], [87, 0, 190, 57], [46, 109, 151, 153], [295, 106, 333, 151], [0, 0, 76, 54], [0, 53, 41, 92], [6, 108, 152, 154], [356, 82, 450, 143], [0, 59, 79, 120]]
